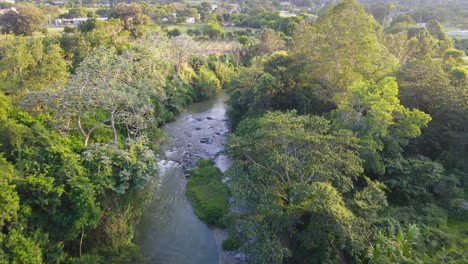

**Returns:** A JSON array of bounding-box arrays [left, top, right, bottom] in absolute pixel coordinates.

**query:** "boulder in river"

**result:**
[[200, 138, 212, 144]]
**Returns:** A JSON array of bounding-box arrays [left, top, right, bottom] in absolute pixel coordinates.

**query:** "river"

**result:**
[[134, 93, 235, 264]]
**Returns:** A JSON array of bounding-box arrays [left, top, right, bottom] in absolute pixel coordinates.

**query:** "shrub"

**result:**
[[222, 236, 241, 251], [186, 160, 229, 227]]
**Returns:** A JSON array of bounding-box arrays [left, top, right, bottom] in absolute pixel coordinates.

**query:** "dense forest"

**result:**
[[223, 0, 468, 263], [0, 0, 467, 263]]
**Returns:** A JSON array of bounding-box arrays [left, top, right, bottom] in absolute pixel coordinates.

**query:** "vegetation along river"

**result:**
[[135, 93, 233, 264]]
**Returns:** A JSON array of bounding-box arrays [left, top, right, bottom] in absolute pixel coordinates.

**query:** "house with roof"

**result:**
[[0, 0, 15, 5], [0, 7, 17, 15], [54, 17, 108, 26]]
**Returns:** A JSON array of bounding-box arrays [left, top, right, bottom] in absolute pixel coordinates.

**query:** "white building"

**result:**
[[0, 0, 15, 4], [447, 30, 468, 37], [186, 17, 195, 24], [55, 17, 108, 26], [279, 11, 296, 17]]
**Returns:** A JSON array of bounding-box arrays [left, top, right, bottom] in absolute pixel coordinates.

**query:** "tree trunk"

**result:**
[[77, 117, 89, 147], [110, 113, 118, 143], [79, 227, 84, 257]]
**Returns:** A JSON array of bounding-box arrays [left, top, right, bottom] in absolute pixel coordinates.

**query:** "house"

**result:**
[[415, 23, 427, 28], [279, 11, 296, 17], [55, 17, 108, 26], [447, 30, 468, 37], [222, 21, 235, 27], [0, 0, 15, 4], [211, 3, 218, 11], [0, 7, 17, 15], [186, 17, 195, 24], [228, 4, 240, 14]]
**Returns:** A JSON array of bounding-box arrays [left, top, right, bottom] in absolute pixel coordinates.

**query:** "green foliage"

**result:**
[[186, 160, 229, 227], [226, 111, 387, 263], [111, 3, 151, 38], [332, 77, 431, 175], [3, 229, 43, 264], [291, 0, 398, 105], [0, 35, 68, 95], [83, 137, 159, 195], [397, 58, 462, 114], [0, 4, 45, 36], [167, 27, 181, 37], [192, 65, 222, 101], [366, 225, 420, 264], [203, 17, 224, 39], [383, 157, 445, 204], [222, 235, 241, 251], [0, 156, 20, 229]]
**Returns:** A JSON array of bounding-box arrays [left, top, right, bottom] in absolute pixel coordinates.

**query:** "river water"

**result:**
[[135, 94, 233, 264]]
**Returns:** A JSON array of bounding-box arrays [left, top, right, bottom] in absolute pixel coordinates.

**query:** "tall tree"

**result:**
[[31, 42, 170, 146], [397, 58, 465, 114], [227, 111, 387, 263], [170, 34, 198, 73], [332, 77, 431, 175], [0, 35, 68, 95], [291, 0, 398, 104], [0, 4, 45, 35]]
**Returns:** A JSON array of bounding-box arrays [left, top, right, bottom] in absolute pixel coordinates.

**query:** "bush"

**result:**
[[186, 160, 229, 227], [222, 236, 241, 251]]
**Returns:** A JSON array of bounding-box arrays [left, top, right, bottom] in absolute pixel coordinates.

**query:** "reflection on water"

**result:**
[[135, 94, 231, 264]]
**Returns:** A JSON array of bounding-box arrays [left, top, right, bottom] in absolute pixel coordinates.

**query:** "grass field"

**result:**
[[195, 39, 240, 55], [47, 27, 65, 35], [166, 23, 260, 35]]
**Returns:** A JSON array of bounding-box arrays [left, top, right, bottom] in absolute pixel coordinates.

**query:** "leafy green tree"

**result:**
[[426, 20, 452, 56], [61, 7, 88, 19], [332, 77, 431, 175], [82, 137, 159, 195], [383, 157, 445, 204], [383, 32, 423, 67], [0, 4, 45, 35], [291, 0, 398, 104], [397, 58, 466, 114], [0, 35, 68, 95], [0, 155, 20, 231], [366, 225, 421, 264], [203, 17, 224, 39], [256, 28, 285, 55], [39, 44, 170, 146], [384, 14, 415, 34], [3, 229, 43, 263], [192, 65, 221, 101], [170, 34, 198, 73], [227, 111, 387, 263], [111, 3, 150, 38]]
